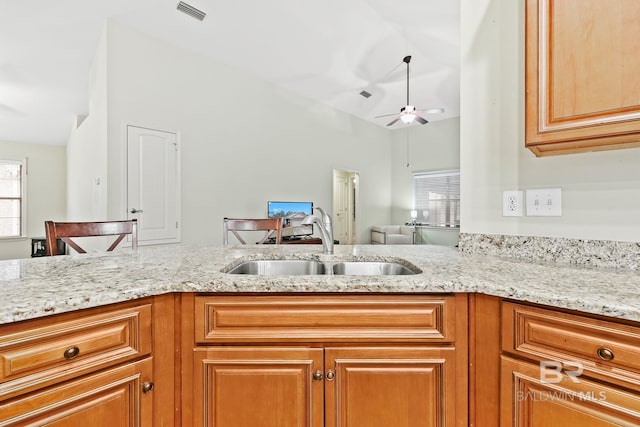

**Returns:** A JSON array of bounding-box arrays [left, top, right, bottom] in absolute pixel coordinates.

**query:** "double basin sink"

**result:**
[[225, 259, 420, 276]]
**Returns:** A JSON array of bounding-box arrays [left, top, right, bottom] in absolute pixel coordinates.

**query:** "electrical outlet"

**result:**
[[503, 191, 523, 217], [526, 188, 561, 216]]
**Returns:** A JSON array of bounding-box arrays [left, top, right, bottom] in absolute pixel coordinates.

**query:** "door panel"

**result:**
[[127, 126, 180, 245], [325, 347, 456, 427], [194, 347, 324, 427]]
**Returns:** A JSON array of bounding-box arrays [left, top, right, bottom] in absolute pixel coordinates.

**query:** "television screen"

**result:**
[[267, 201, 313, 238]]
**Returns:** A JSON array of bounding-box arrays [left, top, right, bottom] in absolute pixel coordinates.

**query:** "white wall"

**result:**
[[390, 117, 460, 224], [104, 21, 393, 245], [460, 0, 640, 242], [0, 141, 66, 259], [66, 26, 109, 222]]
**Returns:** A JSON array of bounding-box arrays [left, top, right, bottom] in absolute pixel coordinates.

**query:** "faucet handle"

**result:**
[[314, 207, 331, 224]]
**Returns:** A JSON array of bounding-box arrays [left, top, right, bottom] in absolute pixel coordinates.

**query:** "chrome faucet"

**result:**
[[302, 207, 334, 254]]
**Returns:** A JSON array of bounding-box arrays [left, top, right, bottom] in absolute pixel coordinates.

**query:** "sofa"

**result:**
[[370, 225, 415, 244]]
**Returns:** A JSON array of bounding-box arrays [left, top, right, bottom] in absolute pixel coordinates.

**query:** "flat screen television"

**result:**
[[267, 201, 313, 239]]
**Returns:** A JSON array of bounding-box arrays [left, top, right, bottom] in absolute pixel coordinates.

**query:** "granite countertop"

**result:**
[[1, 243, 639, 325]]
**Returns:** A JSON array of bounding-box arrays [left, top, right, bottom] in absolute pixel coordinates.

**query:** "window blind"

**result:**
[[413, 170, 460, 227], [0, 161, 23, 237]]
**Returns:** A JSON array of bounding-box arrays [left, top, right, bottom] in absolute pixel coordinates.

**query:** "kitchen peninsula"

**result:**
[[1, 244, 639, 426], [2, 243, 638, 324]]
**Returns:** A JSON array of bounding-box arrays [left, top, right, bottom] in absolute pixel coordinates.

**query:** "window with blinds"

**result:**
[[0, 160, 24, 238], [413, 170, 460, 227]]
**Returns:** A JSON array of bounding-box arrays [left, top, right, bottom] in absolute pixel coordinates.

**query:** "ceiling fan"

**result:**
[[375, 55, 444, 126]]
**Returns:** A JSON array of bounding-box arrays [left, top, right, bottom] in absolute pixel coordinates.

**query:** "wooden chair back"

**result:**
[[223, 218, 282, 245], [44, 220, 138, 256]]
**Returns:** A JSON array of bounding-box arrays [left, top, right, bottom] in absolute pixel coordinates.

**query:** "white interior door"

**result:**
[[333, 170, 358, 244], [333, 172, 349, 244], [127, 125, 180, 245]]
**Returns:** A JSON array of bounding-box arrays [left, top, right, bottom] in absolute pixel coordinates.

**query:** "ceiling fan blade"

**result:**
[[417, 108, 445, 114], [386, 117, 401, 126], [375, 112, 398, 118], [415, 115, 428, 125]]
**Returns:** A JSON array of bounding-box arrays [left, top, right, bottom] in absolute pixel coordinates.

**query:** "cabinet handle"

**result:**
[[312, 370, 324, 381], [63, 346, 80, 360], [325, 370, 335, 381], [597, 347, 615, 361], [142, 382, 154, 394]]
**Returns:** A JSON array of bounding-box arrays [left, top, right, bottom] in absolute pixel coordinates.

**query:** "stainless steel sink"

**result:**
[[226, 260, 326, 275], [332, 261, 418, 275], [225, 259, 419, 276]]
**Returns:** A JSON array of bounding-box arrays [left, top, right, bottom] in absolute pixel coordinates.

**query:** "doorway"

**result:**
[[126, 125, 181, 245], [332, 169, 359, 244]]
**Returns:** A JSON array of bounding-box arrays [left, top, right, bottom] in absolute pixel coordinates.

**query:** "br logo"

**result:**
[[539, 361, 584, 384]]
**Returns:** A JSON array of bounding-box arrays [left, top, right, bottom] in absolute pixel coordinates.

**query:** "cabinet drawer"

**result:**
[[0, 357, 153, 426], [0, 304, 152, 397], [501, 356, 640, 426], [502, 301, 640, 381], [195, 295, 456, 343]]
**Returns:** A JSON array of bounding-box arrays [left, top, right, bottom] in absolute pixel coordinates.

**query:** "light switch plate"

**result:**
[[526, 188, 562, 216], [503, 191, 523, 217]]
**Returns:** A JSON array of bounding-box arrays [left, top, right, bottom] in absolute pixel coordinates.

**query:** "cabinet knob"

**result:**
[[63, 346, 80, 360], [325, 370, 335, 381], [312, 370, 324, 381], [597, 347, 615, 361], [142, 382, 154, 394]]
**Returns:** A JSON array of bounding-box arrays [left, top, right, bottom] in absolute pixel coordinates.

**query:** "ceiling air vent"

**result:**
[[177, 1, 206, 21], [359, 90, 372, 99]]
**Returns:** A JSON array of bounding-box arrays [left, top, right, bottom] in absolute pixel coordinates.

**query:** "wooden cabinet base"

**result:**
[[0, 358, 154, 426], [501, 356, 640, 426], [183, 293, 468, 427]]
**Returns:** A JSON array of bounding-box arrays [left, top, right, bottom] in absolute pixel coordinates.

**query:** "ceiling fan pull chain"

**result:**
[[406, 129, 410, 168]]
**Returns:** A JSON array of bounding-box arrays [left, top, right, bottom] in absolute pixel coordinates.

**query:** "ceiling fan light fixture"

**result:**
[[400, 113, 416, 124], [400, 105, 416, 123], [376, 56, 444, 127]]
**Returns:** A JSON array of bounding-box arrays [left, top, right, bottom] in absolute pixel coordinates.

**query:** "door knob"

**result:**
[[312, 370, 324, 381], [130, 208, 143, 214]]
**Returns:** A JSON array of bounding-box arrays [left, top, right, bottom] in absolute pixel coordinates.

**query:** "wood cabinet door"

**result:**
[[501, 356, 640, 426], [324, 347, 459, 427], [193, 347, 324, 427], [525, 0, 640, 156], [0, 357, 154, 426]]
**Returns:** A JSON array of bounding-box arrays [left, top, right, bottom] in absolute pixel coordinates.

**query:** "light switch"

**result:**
[[526, 188, 561, 216]]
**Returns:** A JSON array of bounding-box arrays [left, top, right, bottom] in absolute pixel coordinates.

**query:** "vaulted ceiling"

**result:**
[[0, 0, 459, 145]]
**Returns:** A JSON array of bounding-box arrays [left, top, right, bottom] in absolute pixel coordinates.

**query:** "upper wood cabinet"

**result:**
[[525, 0, 640, 156]]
